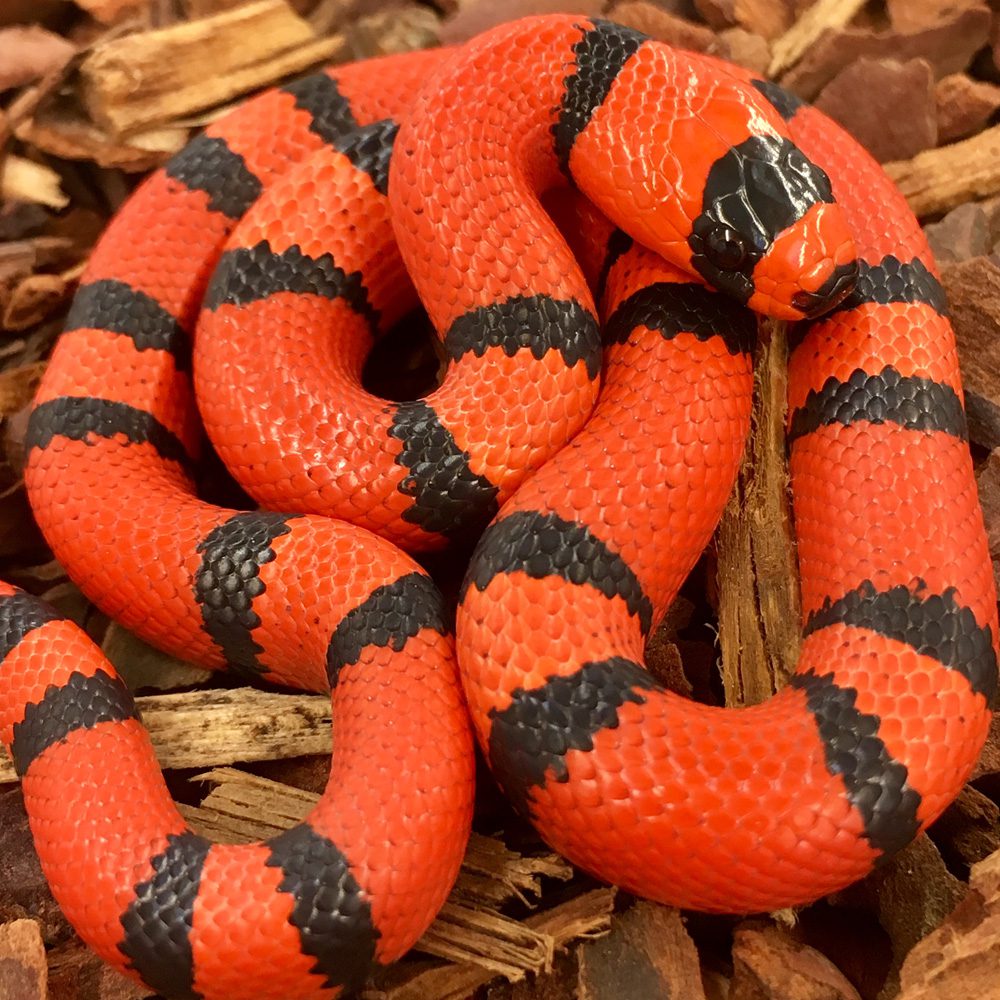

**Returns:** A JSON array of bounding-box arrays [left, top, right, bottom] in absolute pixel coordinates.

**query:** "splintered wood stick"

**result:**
[[716, 320, 800, 706], [0, 687, 331, 784], [79, 0, 349, 135], [769, 0, 867, 77], [885, 125, 1000, 217]]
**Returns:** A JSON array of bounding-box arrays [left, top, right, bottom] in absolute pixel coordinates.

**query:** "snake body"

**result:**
[[0, 14, 994, 999]]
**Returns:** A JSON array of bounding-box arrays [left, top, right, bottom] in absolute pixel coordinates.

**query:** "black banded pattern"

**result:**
[[65, 280, 190, 371], [326, 572, 448, 687], [389, 401, 500, 539], [164, 134, 261, 219], [594, 227, 633, 307], [283, 73, 359, 146], [11, 668, 138, 776], [805, 580, 998, 704], [488, 657, 662, 816], [463, 511, 653, 634], [331, 118, 399, 197], [604, 281, 756, 356], [265, 824, 378, 994], [119, 831, 211, 1000], [826, 256, 949, 318], [0, 590, 61, 662], [26, 397, 194, 469], [194, 512, 302, 678], [787, 366, 968, 443], [750, 78, 806, 121], [444, 294, 602, 380], [790, 670, 921, 857], [203, 241, 379, 331], [553, 19, 647, 173]]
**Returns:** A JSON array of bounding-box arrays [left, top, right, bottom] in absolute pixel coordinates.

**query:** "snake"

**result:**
[[0, 13, 994, 1000]]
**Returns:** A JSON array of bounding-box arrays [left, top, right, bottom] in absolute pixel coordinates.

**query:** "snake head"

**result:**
[[686, 135, 858, 321]]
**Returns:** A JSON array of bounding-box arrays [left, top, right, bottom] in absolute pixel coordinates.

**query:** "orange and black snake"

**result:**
[[0, 14, 994, 999]]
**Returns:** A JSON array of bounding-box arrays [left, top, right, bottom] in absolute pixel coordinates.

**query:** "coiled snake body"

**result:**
[[0, 14, 995, 1000]]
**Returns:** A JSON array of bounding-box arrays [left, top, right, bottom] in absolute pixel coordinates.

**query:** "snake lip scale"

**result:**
[[0, 13, 995, 1000]]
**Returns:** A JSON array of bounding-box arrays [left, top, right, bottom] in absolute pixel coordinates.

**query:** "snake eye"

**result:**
[[704, 226, 748, 271]]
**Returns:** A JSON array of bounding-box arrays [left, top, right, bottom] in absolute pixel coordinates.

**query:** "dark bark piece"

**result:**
[[837, 836, 966, 1000], [929, 785, 1000, 876], [781, 4, 991, 101], [924, 203, 990, 265], [935, 73, 1000, 143], [942, 257, 1000, 448], [609, 2, 716, 51], [896, 849, 1000, 1000], [814, 58, 937, 163], [886, 0, 979, 32], [730, 923, 861, 1000], [578, 901, 708, 1000]]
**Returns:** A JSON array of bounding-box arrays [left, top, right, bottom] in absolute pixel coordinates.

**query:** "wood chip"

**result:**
[[578, 902, 707, 1000], [935, 73, 1000, 145], [0, 687, 332, 785], [717, 27, 771, 74], [923, 202, 991, 264], [896, 848, 1000, 999], [440, 0, 603, 45], [0, 362, 46, 417], [837, 835, 966, 999], [0, 918, 46, 1000], [697, 0, 791, 39], [886, 0, 980, 32], [72, 0, 149, 25], [79, 0, 349, 135], [730, 923, 860, 1000], [0, 155, 68, 210], [344, 5, 441, 59], [101, 620, 212, 691], [717, 320, 800, 705], [814, 57, 937, 163], [780, 4, 991, 101], [930, 785, 1000, 875], [0, 26, 76, 92], [609, 2, 716, 51], [768, 0, 868, 77], [15, 105, 190, 172], [940, 256, 1000, 449], [379, 890, 616, 1000], [886, 126, 1000, 218]]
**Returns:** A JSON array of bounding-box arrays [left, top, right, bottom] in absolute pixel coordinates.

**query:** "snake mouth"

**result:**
[[791, 261, 858, 319]]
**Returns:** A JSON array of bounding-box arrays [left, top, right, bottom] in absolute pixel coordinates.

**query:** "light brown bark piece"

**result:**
[[79, 0, 349, 135], [768, 0, 868, 77], [0, 155, 68, 209], [0, 687, 332, 784], [923, 203, 991, 265], [780, 4, 991, 100], [0, 919, 46, 1000], [886, 126, 1000, 219], [0, 26, 75, 92]]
